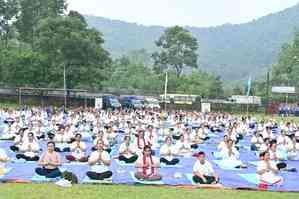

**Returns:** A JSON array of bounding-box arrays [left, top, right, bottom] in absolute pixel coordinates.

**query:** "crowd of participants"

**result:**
[[0, 106, 298, 186]]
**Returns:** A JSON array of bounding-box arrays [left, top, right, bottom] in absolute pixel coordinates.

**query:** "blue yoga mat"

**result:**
[[213, 160, 243, 171], [0, 167, 13, 179], [31, 174, 60, 183], [185, 173, 197, 185], [238, 173, 259, 185]]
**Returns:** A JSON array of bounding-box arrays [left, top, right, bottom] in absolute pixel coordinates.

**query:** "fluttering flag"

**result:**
[[246, 76, 252, 96]]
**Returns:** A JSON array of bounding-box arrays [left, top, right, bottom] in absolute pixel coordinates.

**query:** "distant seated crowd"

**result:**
[[0, 107, 299, 186]]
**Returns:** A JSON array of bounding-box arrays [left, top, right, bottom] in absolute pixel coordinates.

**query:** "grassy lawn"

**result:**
[[0, 184, 298, 199]]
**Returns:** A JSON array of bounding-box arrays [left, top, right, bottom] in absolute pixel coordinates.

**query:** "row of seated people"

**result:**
[[7, 124, 213, 165], [0, 140, 286, 186]]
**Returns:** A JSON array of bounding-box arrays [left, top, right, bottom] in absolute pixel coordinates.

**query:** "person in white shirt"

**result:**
[[175, 134, 192, 155], [160, 136, 179, 165], [192, 151, 219, 184], [268, 140, 287, 169], [118, 136, 138, 163], [10, 128, 26, 152], [277, 131, 291, 146], [53, 127, 71, 152], [65, 133, 88, 162], [219, 139, 247, 168], [135, 145, 162, 181], [16, 132, 40, 161], [86, 140, 113, 180], [257, 151, 283, 185], [217, 135, 229, 151], [92, 131, 111, 153], [250, 132, 264, 151], [287, 135, 299, 160]]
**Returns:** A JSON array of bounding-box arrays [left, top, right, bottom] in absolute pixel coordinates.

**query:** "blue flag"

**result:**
[[246, 76, 252, 96]]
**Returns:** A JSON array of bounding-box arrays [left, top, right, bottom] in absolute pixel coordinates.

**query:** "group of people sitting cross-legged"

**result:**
[[1, 107, 299, 187]]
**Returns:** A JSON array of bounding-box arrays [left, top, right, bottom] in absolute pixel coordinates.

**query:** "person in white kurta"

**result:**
[[118, 136, 138, 163], [86, 140, 113, 180], [257, 151, 283, 185], [16, 132, 40, 161], [286, 136, 299, 160], [219, 139, 246, 168], [53, 128, 71, 152], [65, 133, 88, 162], [160, 136, 179, 165]]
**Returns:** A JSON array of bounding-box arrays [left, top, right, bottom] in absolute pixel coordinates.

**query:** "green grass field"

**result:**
[[0, 184, 298, 199]]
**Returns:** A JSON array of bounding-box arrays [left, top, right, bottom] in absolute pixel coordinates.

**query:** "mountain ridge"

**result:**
[[84, 3, 299, 81]]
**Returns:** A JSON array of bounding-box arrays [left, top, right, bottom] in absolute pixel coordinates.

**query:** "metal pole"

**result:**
[[64, 64, 67, 108], [164, 71, 168, 111], [19, 88, 22, 107], [266, 70, 270, 115]]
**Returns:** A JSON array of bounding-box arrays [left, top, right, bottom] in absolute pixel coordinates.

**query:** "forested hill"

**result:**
[[85, 4, 299, 81]]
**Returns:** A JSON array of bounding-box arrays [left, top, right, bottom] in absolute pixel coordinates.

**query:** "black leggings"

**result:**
[[16, 154, 39, 161], [193, 175, 217, 184], [277, 162, 287, 170], [160, 157, 180, 165], [119, 155, 138, 163], [55, 147, 70, 152], [10, 145, 19, 152], [35, 167, 61, 178], [86, 171, 112, 180]]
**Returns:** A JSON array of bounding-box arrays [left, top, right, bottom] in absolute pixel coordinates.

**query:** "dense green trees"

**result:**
[[0, 0, 111, 90], [152, 26, 198, 77], [0, 0, 223, 98]]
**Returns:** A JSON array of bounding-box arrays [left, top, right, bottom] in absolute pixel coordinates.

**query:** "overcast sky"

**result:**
[[67, 0, 299, 27]]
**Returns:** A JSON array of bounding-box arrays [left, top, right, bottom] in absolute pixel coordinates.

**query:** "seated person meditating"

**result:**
[[219, 139, 247, 168], [65, 133, 88, 162], [175, 134, 192, 156], [35, 142, 62, 178], [16, 132, 40, 161], [193, 151, 219, 184], [92, 131, 111, 153], [135, 145, 162, 181], [160, 136, 180, 165], [10, 128, 26, 152], [86, 140, 113, 180], [118, 136, 138, 164], [53, 128, 71, 152], [257, 151, 283, 185]]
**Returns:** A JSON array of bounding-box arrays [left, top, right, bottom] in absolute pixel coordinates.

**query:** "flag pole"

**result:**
[[64, 64, 67, 108], [164, 71, 168, 111], [246, 76, 252, 116]]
